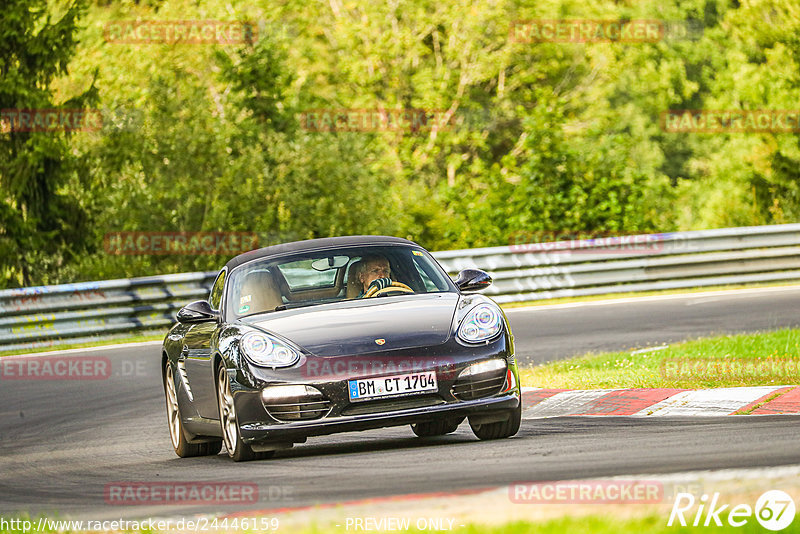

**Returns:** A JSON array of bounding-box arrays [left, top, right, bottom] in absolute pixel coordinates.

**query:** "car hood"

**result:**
[[247, 293, 459, 356]]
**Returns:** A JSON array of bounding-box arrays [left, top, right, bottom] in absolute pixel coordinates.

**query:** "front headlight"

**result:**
[[241, 331, 300, 368], [458, 304, 503, 343]]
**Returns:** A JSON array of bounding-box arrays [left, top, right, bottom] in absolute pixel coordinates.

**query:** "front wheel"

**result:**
[[469, 404, 521, 440], [216, 365, 273, 462], [164, 363, 222, 457]]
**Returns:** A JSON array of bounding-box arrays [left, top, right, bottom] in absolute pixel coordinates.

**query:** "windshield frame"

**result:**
[[223, 243, 457, 321]]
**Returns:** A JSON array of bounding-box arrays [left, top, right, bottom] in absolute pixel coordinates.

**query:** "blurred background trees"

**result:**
[[2, 0, 799, 287], [0, 0, 96, 286]]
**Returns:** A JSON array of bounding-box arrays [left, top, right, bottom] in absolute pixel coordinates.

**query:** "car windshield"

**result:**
[[225, 244, 456, 319]]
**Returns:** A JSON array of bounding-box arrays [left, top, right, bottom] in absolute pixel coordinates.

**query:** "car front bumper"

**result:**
[[234, 389, 520, 445]]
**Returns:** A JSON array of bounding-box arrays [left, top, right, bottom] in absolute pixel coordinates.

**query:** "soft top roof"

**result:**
[[224, 235, 420, 271]]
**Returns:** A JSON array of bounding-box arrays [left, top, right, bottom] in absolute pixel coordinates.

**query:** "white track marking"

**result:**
[[634, 386, 786, 416], [523, 389, 619, 418]]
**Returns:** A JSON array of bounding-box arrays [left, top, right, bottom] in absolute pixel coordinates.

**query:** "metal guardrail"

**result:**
[[2, 224, 799, 352], [433, 224, 800, 303], [0, 272, 217, 352]]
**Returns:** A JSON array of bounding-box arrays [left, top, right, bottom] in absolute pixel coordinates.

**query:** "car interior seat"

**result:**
[[238, 269, 283, 314]]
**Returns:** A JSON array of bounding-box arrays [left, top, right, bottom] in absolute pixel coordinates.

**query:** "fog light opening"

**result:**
[[457, 358, 507, 379], [451, 359, 508, 401], [260, 384, 331, 422]]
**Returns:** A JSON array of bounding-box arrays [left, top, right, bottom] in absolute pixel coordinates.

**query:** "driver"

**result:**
[[357, 254, 393, 297]]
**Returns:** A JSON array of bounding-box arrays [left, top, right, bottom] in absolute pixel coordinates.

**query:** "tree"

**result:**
[[0, 0, 97, 287]]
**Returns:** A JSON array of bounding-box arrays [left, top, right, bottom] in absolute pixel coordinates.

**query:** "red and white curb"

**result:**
[[521, 385, 800, 417]]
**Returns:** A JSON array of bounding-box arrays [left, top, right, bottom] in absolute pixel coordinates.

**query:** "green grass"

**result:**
[[445, 516, 799, 534], [0, 332, 164, 357], [2, 515, 796, 534], [519, 328, 800, 390], [298, 516, 800, 534]]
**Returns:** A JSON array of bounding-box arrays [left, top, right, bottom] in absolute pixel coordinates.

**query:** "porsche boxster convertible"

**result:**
[[162, 236, 521, 461]]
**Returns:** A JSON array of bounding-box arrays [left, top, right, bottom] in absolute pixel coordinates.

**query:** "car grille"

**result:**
[[451, 368, 506, 401], [264, 399, 331, 422], [261, 385, 331, 422]]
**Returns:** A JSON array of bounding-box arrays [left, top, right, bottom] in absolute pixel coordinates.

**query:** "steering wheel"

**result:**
[[363, 281, 415, 298]]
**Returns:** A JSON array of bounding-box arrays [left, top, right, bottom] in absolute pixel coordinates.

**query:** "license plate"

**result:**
[[348, 371, 437, 401]]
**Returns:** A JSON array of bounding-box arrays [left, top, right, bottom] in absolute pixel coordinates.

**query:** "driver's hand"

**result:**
[[368, 277, 392, 292]]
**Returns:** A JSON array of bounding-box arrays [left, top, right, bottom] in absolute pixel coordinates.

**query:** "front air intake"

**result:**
[[451, 359, 507, 401], [261, 385, 331, 422]]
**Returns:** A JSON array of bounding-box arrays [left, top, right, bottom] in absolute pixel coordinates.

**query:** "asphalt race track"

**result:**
[[1, 286, 799, 520]]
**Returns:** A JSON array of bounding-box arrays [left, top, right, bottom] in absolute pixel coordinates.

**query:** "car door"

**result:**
[[181, 270, 226, 419]]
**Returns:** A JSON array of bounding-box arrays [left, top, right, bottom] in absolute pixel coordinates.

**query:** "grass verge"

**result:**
[[1, 515, 794, 534], [519, 328, 800, 390], [0, 332, 164, 357], [407, 516, 793, 534]]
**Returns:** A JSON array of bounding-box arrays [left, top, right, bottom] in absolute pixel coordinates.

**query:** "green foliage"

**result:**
[[2, 0, 800, 286], [0, 0, 97, 286], [445, 95, 674, 247]]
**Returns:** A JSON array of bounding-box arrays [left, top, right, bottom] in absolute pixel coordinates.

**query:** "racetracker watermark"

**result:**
[[103, 20, 257, 44], [661, 110, 800, 133], [303, 356, 457, 380], [104, 232, 260, 255], [660, 357, 800, 383], [510, 480, 663, 503], [104, 482, 258, 505], [298, 109, 451, 133], [510, 19, 703, 43], [0, 109, 102, 133], [0, 356, 111, 380], [508, 230, 672, 254], [511, 19, 664, 43], [1, 517, 279, 532]]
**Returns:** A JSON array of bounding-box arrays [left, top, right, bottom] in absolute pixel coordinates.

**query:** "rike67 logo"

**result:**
[[669, 490, 796, 531]]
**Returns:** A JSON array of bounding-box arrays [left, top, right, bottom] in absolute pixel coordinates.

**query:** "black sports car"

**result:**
[[162, 236, 521, 461]]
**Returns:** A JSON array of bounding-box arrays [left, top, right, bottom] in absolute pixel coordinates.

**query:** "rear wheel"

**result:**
[[164, 363, 222, 457], [469, 404, 521, 440], [216, 365, 274, 462], [411, 416, 464, 437]]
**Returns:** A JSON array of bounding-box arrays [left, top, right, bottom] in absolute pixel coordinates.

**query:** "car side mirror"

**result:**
[[177, 300, 219, 323], [454, 269, 492, 293]]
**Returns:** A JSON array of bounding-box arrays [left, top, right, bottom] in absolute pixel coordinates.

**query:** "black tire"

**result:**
[[216, 365, 274, 462], [411, 416, 464, 437], [164, 363, 223, 457], [469, 404, 521, 440]]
